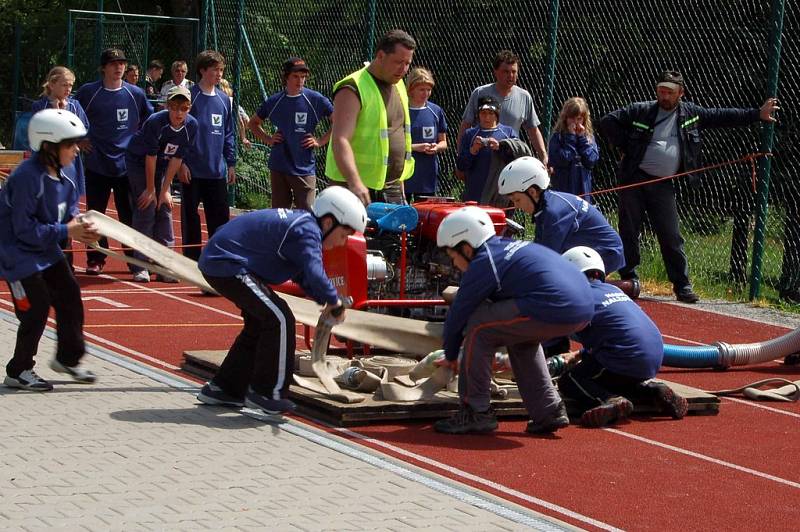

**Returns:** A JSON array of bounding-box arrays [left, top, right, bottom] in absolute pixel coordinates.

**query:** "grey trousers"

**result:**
[[458, 299, 588, 420], [128, 167, 175, 273]]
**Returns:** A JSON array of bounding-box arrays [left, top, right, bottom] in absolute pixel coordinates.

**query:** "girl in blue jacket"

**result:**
[[0, 110, 100, 391], [547, 97, 599, 200]]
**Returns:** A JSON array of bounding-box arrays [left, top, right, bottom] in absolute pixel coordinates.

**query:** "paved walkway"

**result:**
[[0, 311, 574, 531]]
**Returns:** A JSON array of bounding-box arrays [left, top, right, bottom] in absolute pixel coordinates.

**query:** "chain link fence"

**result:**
[[204, 0, 798, 304], [66, 10, 200, 101]]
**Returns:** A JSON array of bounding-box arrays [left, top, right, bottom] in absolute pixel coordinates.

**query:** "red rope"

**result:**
[[585, 151, 771, 198]]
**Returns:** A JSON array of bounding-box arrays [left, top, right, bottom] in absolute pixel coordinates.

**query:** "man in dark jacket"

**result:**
[[598, 70, 777, 303]]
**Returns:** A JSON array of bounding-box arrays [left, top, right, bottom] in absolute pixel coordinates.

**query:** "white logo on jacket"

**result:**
[[422, 126, 435, 140], [295, 112, 307, 125], [211, 114, 222, 127], [117, 109, 128, 122], [164, 143, 179, 156]]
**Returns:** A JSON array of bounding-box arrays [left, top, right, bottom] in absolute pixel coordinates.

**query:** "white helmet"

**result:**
[[312, 186, 367, 233], [562, 246, 606, 278], [436, 206, 496, 249], [497, 156, 550, 195], [28, 109, 88, 151]]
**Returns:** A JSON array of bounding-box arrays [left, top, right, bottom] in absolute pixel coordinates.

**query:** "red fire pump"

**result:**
[[274, 198, 521, 321]]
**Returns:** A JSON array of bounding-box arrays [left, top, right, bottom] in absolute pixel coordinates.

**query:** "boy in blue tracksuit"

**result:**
[[180, 50, 237, 261], [196, 187, 367, 417], [434, 206, 594, 435], [405, 67, 448, 202], [0, 110, 100, 392], [248, 57, 334, 210], [558, 246, 688, 427], [498, 156, 624, 275], [126, 86, 198, 282], [75, 48, 153, 274]]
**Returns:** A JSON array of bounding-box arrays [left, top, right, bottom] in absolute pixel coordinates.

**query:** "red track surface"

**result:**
[[2, 206, 798, 530]]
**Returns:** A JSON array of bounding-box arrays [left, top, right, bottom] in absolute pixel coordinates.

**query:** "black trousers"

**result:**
[[558, 352, 657, 411], [181, 178, 230, 261], [203, 273, 295, 399], [617, 176, 690, 291], [85, 169, 135, 266], [5, 259, 86, 377]]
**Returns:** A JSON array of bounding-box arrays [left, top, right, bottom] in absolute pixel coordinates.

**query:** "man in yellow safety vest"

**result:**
[[326, 29, 417, 205]]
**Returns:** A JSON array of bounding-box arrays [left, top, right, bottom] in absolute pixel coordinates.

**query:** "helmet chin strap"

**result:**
[[319, 215, 340, 242], [455, 243, 472, 264], [527, 189, 542, 214]]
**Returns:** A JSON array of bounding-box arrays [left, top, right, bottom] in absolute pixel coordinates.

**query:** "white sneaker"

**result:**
[[4, 369, 53, 391], [50, 359, 97, 383], [132, 270, 151, 283]]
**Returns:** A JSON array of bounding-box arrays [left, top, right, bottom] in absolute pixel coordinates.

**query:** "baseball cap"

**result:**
[[477, 96, 500, 115], [100, 48, 127, 66], [166, 85, 192, 102], [282, 57, 310, 75], [657, 70, 685, 91]]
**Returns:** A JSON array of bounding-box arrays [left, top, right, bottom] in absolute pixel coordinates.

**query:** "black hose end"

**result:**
[[785, 353, 800, 366]]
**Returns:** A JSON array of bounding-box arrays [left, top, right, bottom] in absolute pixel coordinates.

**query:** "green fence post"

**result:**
[[365, 0, 376, 62], [749, 0, 785, 300], [94, 0, 105, 62], [199, 0, 207, 51], [243, 26, 268, 101], [229, 0, 246, 208], [142, 22, 150, 90], [67, 11, 75, 69], [12, 24, 21, 124], [541, 0, 560, 141]]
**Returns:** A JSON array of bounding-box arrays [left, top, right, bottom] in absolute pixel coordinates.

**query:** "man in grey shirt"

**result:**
[[458, 50, 547, 166], [599, 70, 777, 303]]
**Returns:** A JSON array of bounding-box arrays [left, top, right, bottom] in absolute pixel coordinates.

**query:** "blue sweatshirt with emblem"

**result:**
[[534, 189, 625, 274], [0, 157, 80, 281], [186, 85, 236, 179], [198, 208, 338, 305], [126, 110, 199, 176], [442, 237, 594, 361], [575, 279, 664, 379], [75, 80, 153, 177]]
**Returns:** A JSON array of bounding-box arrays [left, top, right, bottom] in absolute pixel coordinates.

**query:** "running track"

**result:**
[[2, 204, 798, 530]]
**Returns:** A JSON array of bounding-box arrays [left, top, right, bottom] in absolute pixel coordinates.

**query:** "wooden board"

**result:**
[[183, 349, 719, 426]]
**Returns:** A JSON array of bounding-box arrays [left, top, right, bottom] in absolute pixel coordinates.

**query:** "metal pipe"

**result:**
[[399, 229, 407, 300]]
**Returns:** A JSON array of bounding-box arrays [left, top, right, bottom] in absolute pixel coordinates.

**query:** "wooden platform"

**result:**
[[183, 350, 720, 426]]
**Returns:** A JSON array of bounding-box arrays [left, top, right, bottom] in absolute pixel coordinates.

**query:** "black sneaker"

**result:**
[[50, 359, 96, 383], [197, 381, 244, 407], [85, 262, 104, 276], [580, 396, 634, 427], [647, 381, 688, 419], [434, 405, 498, 434], [244, 388, 296, 414], [526, 401, 570, 434], [4, 369, 53, 391], [675, 287, 700, 304]]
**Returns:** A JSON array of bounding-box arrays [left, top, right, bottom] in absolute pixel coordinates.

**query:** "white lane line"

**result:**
[[661, 334, 709, 346], [334, 427, 621, 531], [604, 428, 800, 489], [722, 396, 800, 419], [95, 274, 242, 319], [89, 272, 312, 345], [89, 308, 151, 312], [0, 298, 180, 371]]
